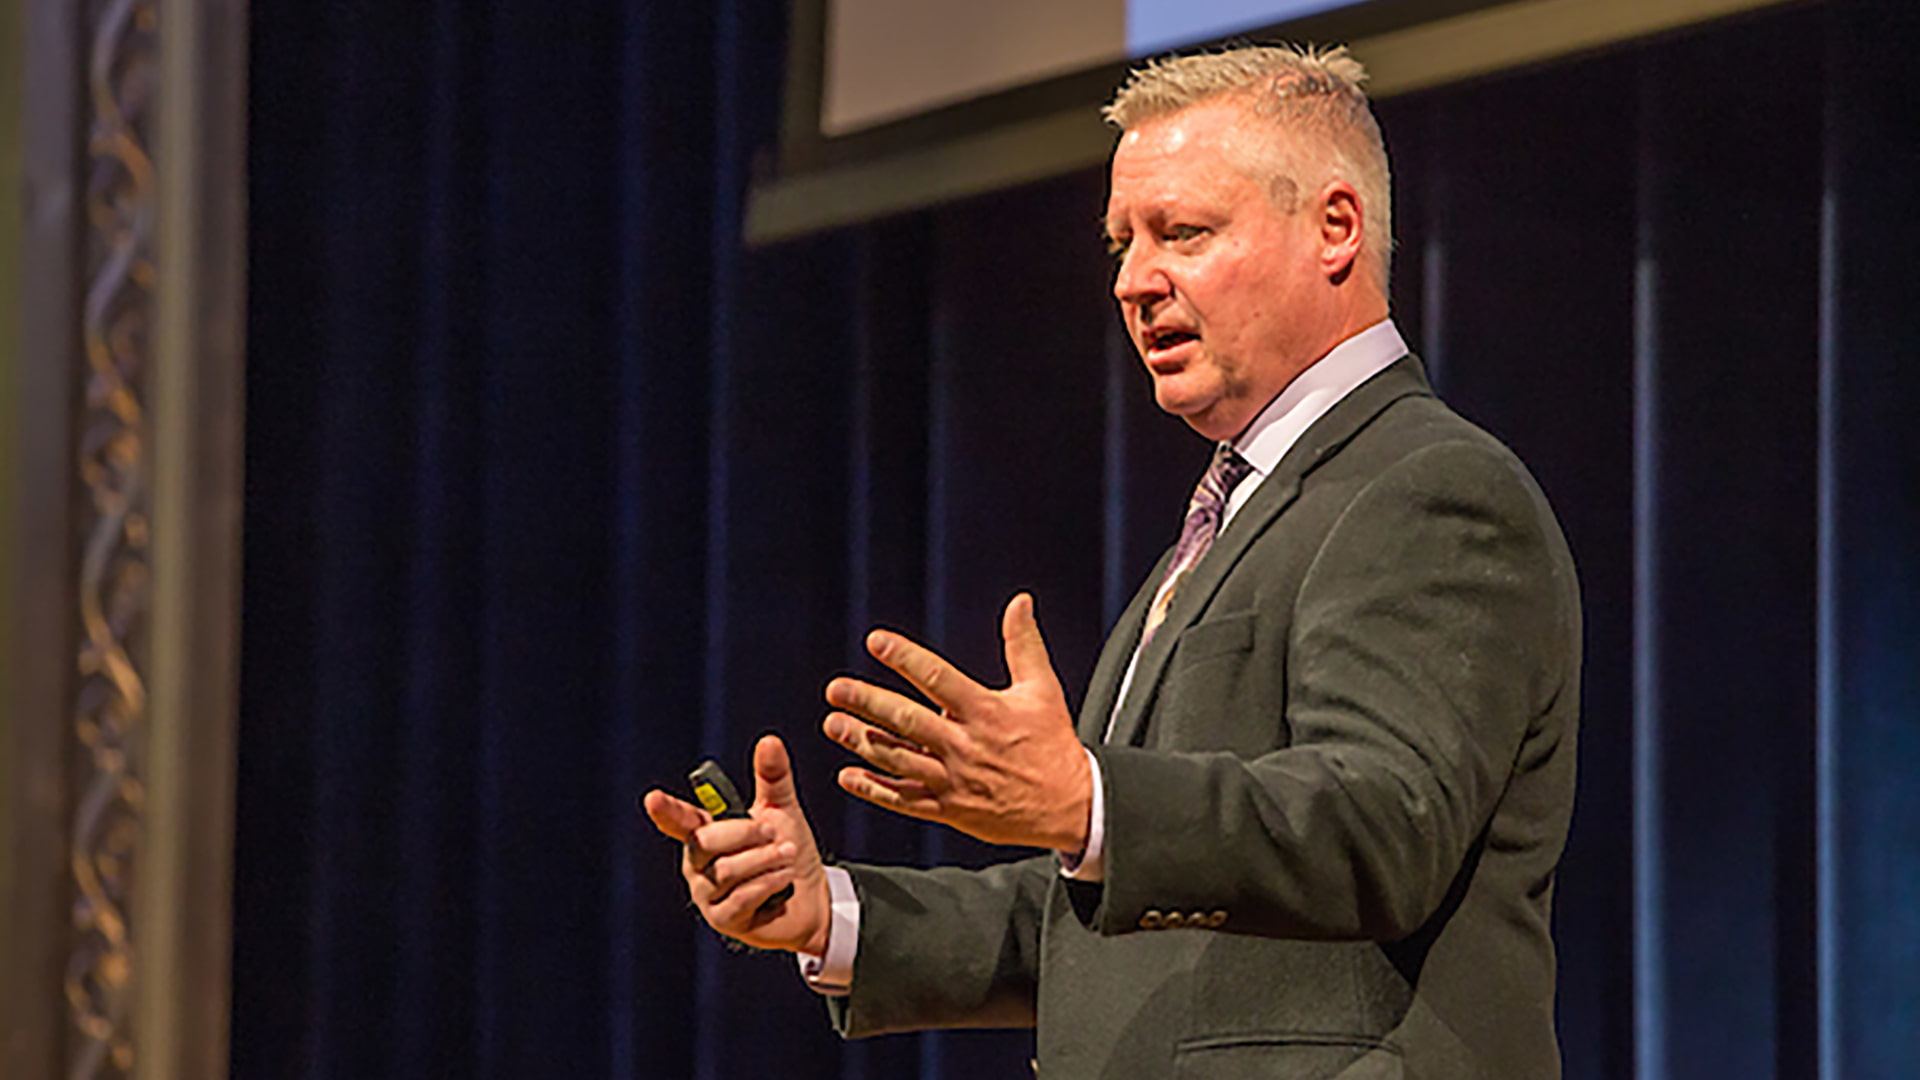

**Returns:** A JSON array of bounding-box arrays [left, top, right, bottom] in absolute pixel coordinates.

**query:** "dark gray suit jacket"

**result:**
[[829, 356, 1581, 1079]]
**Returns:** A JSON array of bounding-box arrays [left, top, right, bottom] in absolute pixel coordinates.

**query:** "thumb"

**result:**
[[752, 733, 800, 811], [642, 789, 707, 843], [1001, 592, 1058, 688]]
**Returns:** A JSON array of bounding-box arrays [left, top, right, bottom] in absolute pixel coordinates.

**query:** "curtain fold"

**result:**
[[241, 2, 748, 1076]]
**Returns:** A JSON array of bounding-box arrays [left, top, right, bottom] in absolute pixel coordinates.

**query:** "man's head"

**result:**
[[1102, 45, 1393, 441]]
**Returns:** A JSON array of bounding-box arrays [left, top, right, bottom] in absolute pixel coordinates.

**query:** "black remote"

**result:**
[[688, 759, 795, 908]]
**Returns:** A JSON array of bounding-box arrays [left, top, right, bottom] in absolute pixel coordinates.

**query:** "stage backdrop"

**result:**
[[236, 1, 1918, 1078]]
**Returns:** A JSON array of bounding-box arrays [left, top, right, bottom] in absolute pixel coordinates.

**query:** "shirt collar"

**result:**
[[1229, 318, 1410, 479]]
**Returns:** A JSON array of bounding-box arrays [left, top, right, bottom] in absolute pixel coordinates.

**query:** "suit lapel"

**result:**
[[1075, 548, 1174, 744], [1103, 354, 1435, 747]]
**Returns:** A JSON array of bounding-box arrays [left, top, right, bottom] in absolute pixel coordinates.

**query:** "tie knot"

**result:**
[[1135, 443, 1257, 661], [1196, 444, 1253, 512]]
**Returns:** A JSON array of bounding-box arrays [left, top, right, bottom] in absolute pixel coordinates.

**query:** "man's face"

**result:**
[[1105, 100, 1338, 441]]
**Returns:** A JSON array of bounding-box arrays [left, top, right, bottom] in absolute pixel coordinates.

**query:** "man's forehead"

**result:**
[[1108, 104, 1282, 208], [1112, 100, 1291, 171], [1120, 99, 1244, 148]]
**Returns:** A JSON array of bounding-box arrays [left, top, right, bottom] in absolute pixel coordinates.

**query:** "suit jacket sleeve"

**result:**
[[1090, 437, 1578, 941], [824, 854, 1053, 1037]]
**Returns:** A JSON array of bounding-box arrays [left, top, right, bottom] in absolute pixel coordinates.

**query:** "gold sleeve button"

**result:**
[[1206, 910, 1228, 928], [1139, 910, 1164, 930]]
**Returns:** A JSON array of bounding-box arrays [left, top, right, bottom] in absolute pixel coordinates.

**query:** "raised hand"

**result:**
[[643, 734, 832, 955], [822, 593, 1093, 852]]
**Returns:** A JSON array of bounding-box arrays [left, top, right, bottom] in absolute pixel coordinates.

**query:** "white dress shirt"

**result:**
[[801, 318, 1411, 992]]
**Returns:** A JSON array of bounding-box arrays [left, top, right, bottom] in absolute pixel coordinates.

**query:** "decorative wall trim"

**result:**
[[4, 0, 87, 1074], [2, 1, 244, 1078], [135, 0, 247, 1076], [68, 1, 160, 1073]]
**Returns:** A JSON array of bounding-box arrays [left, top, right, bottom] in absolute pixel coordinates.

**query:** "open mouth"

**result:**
[[1144, 327, 1199, 355]]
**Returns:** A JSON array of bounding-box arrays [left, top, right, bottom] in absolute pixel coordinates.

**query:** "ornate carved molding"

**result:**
[[6, 0, 241, 1075], [69, 1, 158, 1076]]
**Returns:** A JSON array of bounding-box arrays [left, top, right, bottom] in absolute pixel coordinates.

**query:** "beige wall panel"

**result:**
[[826, 0, 1124, 134]]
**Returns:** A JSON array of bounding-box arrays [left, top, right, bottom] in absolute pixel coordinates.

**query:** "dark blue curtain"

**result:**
[[236, 2, 1920, 1078], [241, 2, 741, 1076]]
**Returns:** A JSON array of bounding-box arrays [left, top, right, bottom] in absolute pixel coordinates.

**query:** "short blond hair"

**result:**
[[1105, 44, 1393, 290]]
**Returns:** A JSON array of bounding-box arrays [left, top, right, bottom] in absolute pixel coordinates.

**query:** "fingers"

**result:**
[[707, 862, 801, 931], [862, 627, 987, 715], [751, 733, 799, 811], [697, 832, 799, 909], [822, 712, 948, 789], [824, 675, 949, 750], [1000, 592, 1057, 687], [681, 816, 768, 875], [643, 790, 708, 843], [837, 765, 942, 819]]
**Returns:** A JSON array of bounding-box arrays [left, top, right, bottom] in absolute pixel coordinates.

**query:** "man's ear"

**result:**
[[1319, 181, 1364, 283]]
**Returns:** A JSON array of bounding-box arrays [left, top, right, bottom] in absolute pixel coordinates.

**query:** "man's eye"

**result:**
[[1106, 235, 1130, 259], [1168, 225, 1206, 243]]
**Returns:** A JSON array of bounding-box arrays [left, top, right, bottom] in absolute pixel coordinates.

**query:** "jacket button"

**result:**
[[1206, 910, 1227, 928], [1139, 910, 1164, 930]]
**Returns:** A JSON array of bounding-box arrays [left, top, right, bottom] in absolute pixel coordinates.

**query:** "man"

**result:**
[[646, 44, 1579, 1078]]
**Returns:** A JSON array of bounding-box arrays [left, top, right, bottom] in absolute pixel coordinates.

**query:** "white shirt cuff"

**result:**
[[795, 865, 860, 995], [799, 749, 1102, 996], [1057, 747, 1106, 881]]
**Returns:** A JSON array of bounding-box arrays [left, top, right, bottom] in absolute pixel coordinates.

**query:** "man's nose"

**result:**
[[1112, 244, 1169, 306]]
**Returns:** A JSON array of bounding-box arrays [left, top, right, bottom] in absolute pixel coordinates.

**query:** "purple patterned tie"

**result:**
[[1140, 444, 1254, 648]]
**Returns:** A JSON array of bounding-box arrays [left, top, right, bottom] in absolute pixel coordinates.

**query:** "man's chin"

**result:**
[[1156, 397, 1238, 442], [1153, 377, 1210, 418]]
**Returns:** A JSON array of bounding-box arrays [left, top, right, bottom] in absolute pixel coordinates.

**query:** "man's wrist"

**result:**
[[1054, 742, 1096, 852], [796, 866, 859, 994], [802, 880, 833, 958], [1059, 748, 1106, 881]]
